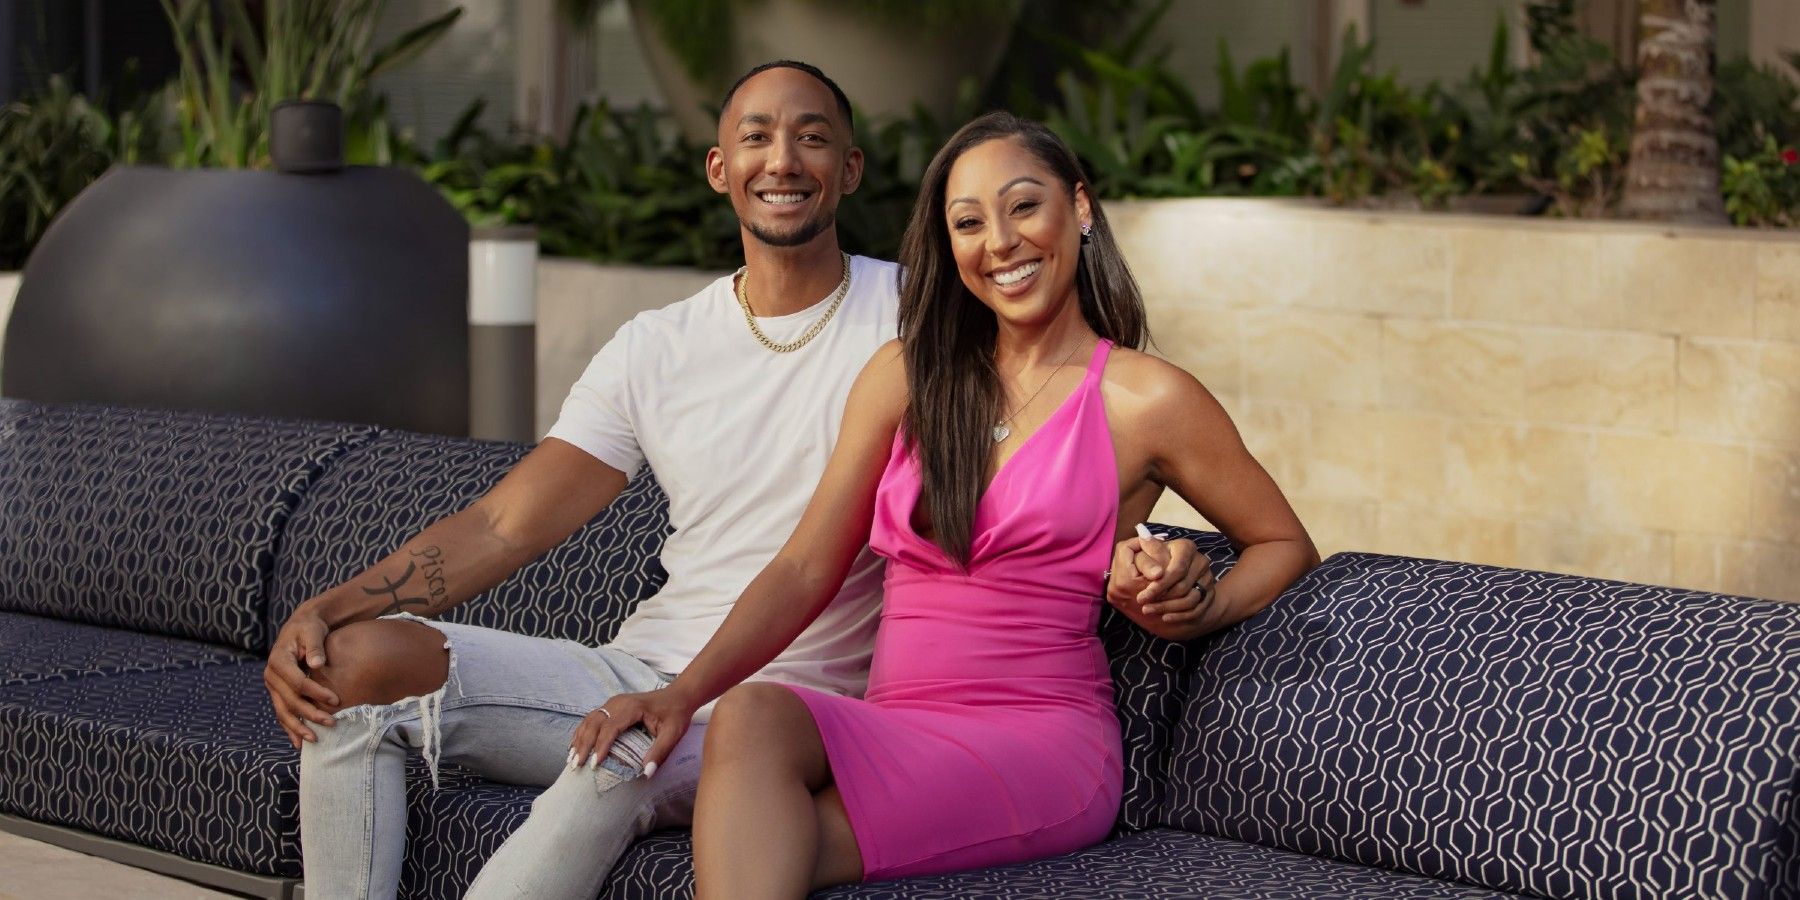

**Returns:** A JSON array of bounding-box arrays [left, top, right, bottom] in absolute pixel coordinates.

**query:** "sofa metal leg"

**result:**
[[0, 813, 301, 900]]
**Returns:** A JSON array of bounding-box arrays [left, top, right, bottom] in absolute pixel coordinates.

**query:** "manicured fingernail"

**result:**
[[566, 749, 577, 770], [586, 752, 599, 769], [644, 761, 658, 779]]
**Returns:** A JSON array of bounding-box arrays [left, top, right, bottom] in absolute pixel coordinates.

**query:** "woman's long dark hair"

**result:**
[[898, 111, 1148, 567]]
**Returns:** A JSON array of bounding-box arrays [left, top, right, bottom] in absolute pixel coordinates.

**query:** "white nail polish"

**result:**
[[566, 748, 577, 770], [644, 761, 658, 779], [586, 751, 600, 769]]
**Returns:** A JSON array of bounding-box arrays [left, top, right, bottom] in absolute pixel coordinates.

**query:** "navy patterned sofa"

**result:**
[[1, 398, 1797, 900]]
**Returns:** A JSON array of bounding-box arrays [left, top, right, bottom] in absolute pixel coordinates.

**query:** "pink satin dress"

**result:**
[[783, 340, 1123, 881]]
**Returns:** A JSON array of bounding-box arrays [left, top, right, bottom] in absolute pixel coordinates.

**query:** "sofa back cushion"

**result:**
[[1159, 551, 1800, 900], [1101, 526, 1238, 833], [0, 400, 373, 652], [266, 430, 670, 647]]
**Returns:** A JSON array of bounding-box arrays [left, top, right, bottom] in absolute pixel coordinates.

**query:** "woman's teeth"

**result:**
[[994, 261, 1041, 286]]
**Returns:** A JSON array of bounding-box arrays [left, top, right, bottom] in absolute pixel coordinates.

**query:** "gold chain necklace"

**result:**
[[733, 252, 851, 353], [992, 340, 1085, 443]]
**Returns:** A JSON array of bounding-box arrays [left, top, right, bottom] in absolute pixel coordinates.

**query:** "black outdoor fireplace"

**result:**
[[1, 100, 470, 435]]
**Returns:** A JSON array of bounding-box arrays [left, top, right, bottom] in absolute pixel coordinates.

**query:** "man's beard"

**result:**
[[745, 210, 835, 248]]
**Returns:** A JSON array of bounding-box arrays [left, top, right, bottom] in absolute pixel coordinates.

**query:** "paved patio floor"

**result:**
[[0, 830, 237, 899]]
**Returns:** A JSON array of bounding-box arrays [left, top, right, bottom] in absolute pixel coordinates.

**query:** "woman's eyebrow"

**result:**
[[949, 176, 1047, 208]]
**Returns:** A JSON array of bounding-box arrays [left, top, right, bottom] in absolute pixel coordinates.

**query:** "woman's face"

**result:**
[[943, 137, 1091, 330]]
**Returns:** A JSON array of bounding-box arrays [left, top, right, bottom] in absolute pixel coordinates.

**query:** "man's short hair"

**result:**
[[719, 60, 855, 137]]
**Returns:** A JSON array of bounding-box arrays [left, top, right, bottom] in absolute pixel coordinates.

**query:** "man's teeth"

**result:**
[[994, 261, 1041, 286], [760, 192, 808, 204]]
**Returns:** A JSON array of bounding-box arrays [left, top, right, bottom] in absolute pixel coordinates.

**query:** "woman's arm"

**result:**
[[1109, 354, 1320, 642], [573, 341, 909, 769]]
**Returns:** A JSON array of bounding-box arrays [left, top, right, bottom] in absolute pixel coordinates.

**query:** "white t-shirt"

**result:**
[[546, 255, 901, 713]]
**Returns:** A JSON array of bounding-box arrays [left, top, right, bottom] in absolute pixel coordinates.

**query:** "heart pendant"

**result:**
[[991, 424, 1010, 443]]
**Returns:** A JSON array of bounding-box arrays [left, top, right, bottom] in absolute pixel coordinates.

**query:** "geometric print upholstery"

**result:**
[[395, 761, 534, 900], [1159, 552, 1800, 900], [1100, 525, 1238, 833], [0, 399, 375, 652], [0, 610, 252, 687], [0, 662, 302, 877], [266, 430, 670, 649], [593, 828, 1523, 900]]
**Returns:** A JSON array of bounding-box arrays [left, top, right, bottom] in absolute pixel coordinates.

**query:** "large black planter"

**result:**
[[2, 164, 470, 435]]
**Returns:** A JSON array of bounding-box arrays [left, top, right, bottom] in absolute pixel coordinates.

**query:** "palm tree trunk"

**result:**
[[1619, 0, 1727, 223]]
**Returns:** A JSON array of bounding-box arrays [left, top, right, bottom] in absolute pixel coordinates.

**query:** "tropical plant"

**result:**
[[0, 74, 171, 270], [573, 0, 1022, 84], [1722, 135, 1800, 226], [158, 0, 461, 169], [1619, 0, 1726, 222]]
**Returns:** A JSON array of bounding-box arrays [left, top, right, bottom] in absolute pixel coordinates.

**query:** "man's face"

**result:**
[[707, 67, 863, 249]]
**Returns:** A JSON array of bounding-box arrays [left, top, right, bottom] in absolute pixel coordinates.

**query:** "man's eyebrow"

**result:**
[[948, 176, 1047, 209], [735, 111, 836, 130]]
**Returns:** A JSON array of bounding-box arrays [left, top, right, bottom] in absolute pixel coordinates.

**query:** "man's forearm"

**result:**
[[304, 504, 533, 627]]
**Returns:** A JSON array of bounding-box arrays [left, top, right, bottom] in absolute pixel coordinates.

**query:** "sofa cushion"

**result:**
[[1100, 526, 1237, 833], [0, 400, 375, 651], [394, 761, 534, 900], [0, 663, 301, 876], [1159, 552, 1800, 900], [597, 828, 1520, 899], [267, 431, 670, 648], [0, 610, 252, 687]]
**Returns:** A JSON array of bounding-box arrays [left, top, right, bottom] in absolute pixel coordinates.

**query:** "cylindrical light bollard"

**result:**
[[469, 225, 538, 442]]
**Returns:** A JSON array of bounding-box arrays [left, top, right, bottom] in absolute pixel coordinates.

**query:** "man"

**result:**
[[265, 60, 1212, 899]]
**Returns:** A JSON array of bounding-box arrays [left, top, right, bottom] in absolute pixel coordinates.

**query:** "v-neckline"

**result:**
[[907, 342, 1102, 542]]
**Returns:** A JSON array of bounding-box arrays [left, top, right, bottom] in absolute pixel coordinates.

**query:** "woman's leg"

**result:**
[[693, 684, 864, 900]]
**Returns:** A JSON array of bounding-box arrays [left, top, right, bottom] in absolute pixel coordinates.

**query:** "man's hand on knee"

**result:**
[[265, 606, 341, 748]]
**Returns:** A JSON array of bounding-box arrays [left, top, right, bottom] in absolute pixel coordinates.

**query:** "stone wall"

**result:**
[[534, 200, 1800, 603], [1115, 200, 1800, 603]]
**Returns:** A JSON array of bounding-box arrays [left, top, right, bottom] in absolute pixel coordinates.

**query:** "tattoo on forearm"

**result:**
[[362, 545, 452, 616]]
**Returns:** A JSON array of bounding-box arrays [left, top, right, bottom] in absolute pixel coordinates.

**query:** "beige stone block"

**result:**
[[1149, 490, 1213, 533], [1302, 405, 1383, 501], [1115, 204, 1313, 309], [1750, 446, 1800, 544], [1670, 533, 1724, 594], [1754, 242, 1800, 342], [1717, 540, 1800, 602], [1588, 434, 1751, 536], [1381, 319, 1524, 418], [1445, 423, 1594, 520], [1305, 218, 1448, 317], [1379, 409, 1450, 500], [1678, 339, 1800, 445], [1599, 232, 1756, 338], [1374, 504, 1518, 568], [1149, 303, 1243, 399], [1241, 310, 1383, 405], [1513, 524, 1673, 587], [1449, 228, 1611, 328], [1286, 495, 1379, 556], [1522, 329, 1677, 431]]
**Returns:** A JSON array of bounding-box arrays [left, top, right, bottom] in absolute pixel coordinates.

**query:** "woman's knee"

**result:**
[[702, 684, 823, 780], [315, 618, 450, 710]]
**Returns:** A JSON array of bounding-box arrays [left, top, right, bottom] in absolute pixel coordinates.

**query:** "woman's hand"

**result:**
[[1107, 535, 1219, 640], [569, 686, 699, 778]]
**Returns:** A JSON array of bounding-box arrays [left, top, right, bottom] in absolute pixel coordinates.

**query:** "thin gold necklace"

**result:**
[[733, 252, 851, 353], [992, 340, 1085, 444]]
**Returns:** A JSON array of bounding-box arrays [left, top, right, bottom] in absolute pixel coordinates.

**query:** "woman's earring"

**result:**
[[1080, 221, 1092, 245]]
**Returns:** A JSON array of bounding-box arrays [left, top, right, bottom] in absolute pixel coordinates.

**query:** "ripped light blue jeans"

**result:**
[[298, 615, 706, 900]]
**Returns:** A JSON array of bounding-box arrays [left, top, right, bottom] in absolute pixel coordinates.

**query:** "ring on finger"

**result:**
[[597, 708, 613, 720]]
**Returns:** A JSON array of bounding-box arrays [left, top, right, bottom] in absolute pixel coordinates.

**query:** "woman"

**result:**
[[573, 112, 1319, 898]]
